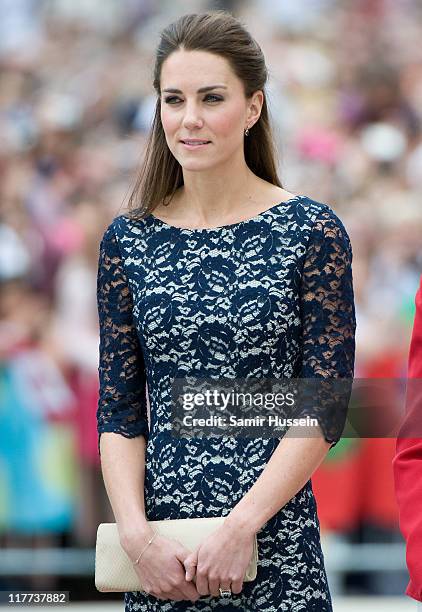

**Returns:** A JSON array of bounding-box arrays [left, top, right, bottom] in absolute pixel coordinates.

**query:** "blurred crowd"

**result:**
[[0, 0, 421, 596]]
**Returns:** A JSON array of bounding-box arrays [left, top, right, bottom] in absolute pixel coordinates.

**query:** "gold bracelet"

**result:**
[[133, 531, 157, 566]]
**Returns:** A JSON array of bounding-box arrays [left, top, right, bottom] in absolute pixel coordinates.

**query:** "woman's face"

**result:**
[[160, 49, 262, 171]]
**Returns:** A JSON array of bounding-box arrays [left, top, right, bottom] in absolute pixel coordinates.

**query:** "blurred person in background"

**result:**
[[0, 278, 77, 590], [96, 10, 355, 611], [393, 275, 422, 605], [52, 194, 114, 545]]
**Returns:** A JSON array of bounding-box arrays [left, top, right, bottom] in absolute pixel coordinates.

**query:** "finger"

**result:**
[[208, 575, 222, 597], [176, 563, 201, 600], [171, 560, 201, 601], [182, 551, 198, 582], [178, 581, 201, 603], [195, 570, 210, 597], [231, 578, 243, 594], [167, 568, 200, 602], [184, 559, 198, 582]]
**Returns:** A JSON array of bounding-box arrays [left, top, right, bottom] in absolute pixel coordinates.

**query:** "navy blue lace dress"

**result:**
[[96, 195, 356, 611]]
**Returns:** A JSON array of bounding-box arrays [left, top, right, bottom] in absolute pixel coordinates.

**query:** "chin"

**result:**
[[178, 159, 217, 171]]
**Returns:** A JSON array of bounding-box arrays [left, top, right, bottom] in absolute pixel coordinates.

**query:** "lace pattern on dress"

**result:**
[[299, 208, 356, 445], [96, 225, 149, 453]]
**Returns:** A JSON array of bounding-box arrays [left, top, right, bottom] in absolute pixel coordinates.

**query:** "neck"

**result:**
[[176, 158, 261, 226]]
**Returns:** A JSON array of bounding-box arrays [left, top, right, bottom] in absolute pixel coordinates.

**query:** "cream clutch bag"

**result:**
[[95, 516, 258, 592]]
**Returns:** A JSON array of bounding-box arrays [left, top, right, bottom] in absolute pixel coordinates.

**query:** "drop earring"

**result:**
[[244, 126, 250, 136]]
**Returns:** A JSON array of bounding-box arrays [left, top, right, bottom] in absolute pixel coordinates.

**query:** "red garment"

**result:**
[[68, 366, 101, 467], [393, 274, 422, 601]]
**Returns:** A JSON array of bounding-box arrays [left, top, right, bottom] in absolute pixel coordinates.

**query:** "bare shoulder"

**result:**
[[250, 175, 296, 201], [265, 186, 297, 203]]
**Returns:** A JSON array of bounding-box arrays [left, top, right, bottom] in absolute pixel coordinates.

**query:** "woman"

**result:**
[[96, 11, 356, 611]]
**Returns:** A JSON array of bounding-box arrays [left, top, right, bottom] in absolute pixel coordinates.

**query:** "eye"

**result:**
[[164, 94, 223, 104], [204, 94, 222, 102]]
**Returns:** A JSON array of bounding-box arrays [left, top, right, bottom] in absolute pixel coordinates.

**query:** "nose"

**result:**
[[182, 100, 204, 130]]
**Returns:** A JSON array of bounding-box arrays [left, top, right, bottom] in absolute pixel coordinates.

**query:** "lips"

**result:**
[[181, 140, 211, 144]]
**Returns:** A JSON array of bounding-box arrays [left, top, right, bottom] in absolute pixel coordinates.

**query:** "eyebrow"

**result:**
[[162, 85, 228, 94]]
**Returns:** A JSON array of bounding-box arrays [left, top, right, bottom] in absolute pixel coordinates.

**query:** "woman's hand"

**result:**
[[183, 521, 255, 597], [121, 531, 201, 602]]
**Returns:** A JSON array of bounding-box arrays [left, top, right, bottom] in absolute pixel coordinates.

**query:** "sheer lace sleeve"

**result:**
[[96, 223, 149, 453], [299, 207, 356, 446]]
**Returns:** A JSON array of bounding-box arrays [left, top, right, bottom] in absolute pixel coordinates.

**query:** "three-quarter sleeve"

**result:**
[[298, 207, 356, 446], [96, 223, 149, 453]]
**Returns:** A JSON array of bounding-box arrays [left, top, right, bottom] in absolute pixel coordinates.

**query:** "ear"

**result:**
[[247, 89, 264, 125]]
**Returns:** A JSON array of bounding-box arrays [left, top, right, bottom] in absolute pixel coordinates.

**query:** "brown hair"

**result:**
[[126, 10, 283, 221]]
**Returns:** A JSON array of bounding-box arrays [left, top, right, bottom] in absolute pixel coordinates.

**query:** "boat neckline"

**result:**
[[147, 195, 304, 232]]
